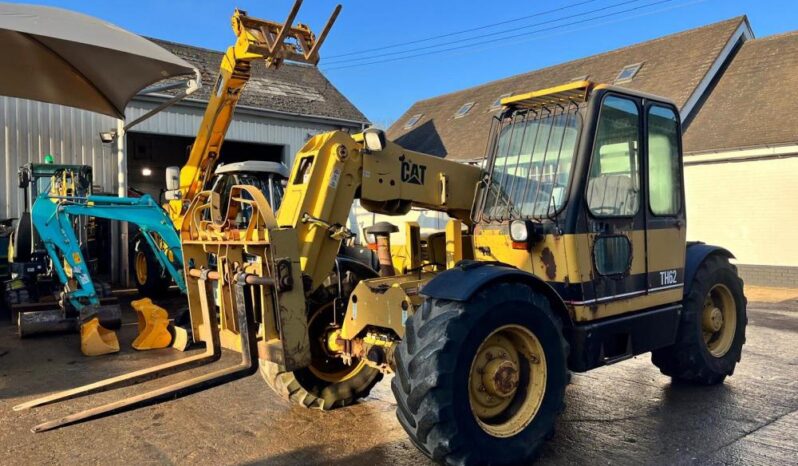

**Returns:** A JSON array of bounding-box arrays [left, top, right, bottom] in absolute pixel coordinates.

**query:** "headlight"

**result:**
[[509, 220, 529, 242]]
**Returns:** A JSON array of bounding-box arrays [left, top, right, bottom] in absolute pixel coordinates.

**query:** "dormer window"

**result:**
[[454, 102, 475, 118], [404, 113, 423, 129], [614, 63, 643, 83]]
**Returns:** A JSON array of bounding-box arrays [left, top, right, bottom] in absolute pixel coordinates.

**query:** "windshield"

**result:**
[[212, 172, 285, 211], [480, 105, 581, 221]]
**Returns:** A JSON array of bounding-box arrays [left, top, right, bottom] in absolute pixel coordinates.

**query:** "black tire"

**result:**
[[1, 289, 13, 320], [652, 254, 747, 385], [260, 258, 383, 410], [131, 235, 170, 298], [392, 282, 569, 466]]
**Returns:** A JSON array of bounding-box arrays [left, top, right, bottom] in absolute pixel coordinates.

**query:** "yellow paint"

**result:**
[[571, 288, 683, 322], [167, 6, 338, 229], [131, 298, 173, 350], [473, 226, 686, 322], [80, 318, 119, 356], [502, 80, 593, 110], [446, 219, 463, 269]]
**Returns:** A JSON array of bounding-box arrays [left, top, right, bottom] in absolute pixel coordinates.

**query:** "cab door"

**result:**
[[583, 93, 648, 310], [643, 102, 686, 295]]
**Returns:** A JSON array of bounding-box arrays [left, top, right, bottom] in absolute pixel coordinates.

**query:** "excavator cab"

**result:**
[[3, 163, 114, 320]]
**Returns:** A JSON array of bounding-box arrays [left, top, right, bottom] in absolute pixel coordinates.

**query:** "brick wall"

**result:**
[[736, 264, 798, 288]]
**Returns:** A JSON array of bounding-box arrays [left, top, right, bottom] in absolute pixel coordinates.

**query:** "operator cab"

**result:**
[[474, 81, 686, 326], [209, 160, 289, 210]]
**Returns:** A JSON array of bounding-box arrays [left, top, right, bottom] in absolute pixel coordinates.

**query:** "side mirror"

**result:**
[[363, 128, 386, 152], [165, 166, 180, 191]]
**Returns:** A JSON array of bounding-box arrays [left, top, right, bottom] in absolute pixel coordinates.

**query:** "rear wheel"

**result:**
[[392, 282, 568, 465], [652, 254, 747, 384], [131, 235, 170, 298], [260, 259, 383, 410]]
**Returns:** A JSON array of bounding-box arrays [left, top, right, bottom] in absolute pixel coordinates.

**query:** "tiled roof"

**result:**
[[387, 17, 747, 160], [683, 31, 798, 153], [146, 38, 369, 125]]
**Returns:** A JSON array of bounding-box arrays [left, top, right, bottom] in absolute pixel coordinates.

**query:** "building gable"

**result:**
[[387, 17, 749, 161]]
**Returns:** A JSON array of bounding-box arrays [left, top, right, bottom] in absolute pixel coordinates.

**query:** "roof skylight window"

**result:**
[[404, 113, 423, 129], [614, 63, 643, 83], [454, 102, 475, 118]]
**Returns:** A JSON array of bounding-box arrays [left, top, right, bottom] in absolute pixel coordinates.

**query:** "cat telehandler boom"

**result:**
[[15, 13, 747, 466], [130, 0, 340, 296]]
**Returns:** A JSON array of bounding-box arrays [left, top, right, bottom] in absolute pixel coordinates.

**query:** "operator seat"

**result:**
[[587, 175, 638, 216]]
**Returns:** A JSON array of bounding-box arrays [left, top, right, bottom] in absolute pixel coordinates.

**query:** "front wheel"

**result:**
[[260, 258, 383, 410], [652, 254, 747, 384], [131, 235, 170, 298], [392, 282, 568, 465]]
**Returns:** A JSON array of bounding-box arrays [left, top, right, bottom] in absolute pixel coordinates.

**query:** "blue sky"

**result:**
[[12, 0, 798, 127]]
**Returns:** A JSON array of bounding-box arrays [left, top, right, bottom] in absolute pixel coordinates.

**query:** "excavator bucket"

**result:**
[[131, 298, 172, 350], [80, 317, 120, 356]]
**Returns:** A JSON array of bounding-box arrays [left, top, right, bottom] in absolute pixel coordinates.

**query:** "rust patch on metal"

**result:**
[[493, 364, 519, 395], [541, 247, 557, 280]]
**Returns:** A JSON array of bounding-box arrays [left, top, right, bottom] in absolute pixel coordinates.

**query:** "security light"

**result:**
[[99, 130, 115, 143]]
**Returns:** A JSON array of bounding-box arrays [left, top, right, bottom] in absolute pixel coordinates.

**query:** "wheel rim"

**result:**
[[702, 283, 737, 357], [468, 324, 547, 438], [134, 251, 148, 285], [306, 301, 368, 384]]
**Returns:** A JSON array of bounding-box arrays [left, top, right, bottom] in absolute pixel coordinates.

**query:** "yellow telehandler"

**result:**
[[15, 5, 747, 465]]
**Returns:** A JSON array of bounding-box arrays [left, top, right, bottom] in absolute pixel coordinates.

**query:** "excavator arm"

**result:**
[[167, 3, 341, 228], [31, 193, 185, 311]]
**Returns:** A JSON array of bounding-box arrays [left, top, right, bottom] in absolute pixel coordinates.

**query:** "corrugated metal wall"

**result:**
[[0, 97, 362, 221], [0, 96, 117, 220], [126, 99, 356, 167]]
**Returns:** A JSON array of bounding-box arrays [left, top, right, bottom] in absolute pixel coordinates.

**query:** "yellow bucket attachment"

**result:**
[[131, 298, 173, 350], [80, 318, 120, 356], [171, 325, 191, 352]]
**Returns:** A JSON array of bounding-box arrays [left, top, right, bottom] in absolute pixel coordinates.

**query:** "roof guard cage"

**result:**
[[501, 80, 595, 111]]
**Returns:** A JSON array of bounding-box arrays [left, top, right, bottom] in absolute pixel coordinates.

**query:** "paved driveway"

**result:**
[[1, 300, 796, 465]]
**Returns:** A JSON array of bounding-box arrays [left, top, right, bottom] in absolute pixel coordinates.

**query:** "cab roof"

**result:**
[[501, 80, 677, 112], [213, 161, 289, 178]]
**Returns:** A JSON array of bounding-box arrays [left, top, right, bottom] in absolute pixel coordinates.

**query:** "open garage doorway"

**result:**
[[126, 132, 285, 200]]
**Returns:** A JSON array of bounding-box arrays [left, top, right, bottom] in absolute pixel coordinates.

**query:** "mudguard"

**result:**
[[684, 242, 735, 295], [421, 260, 570, 322]]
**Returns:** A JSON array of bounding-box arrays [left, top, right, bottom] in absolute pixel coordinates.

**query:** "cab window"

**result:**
[[647, 105, 681, 216], [586, 96, 640, 217]]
